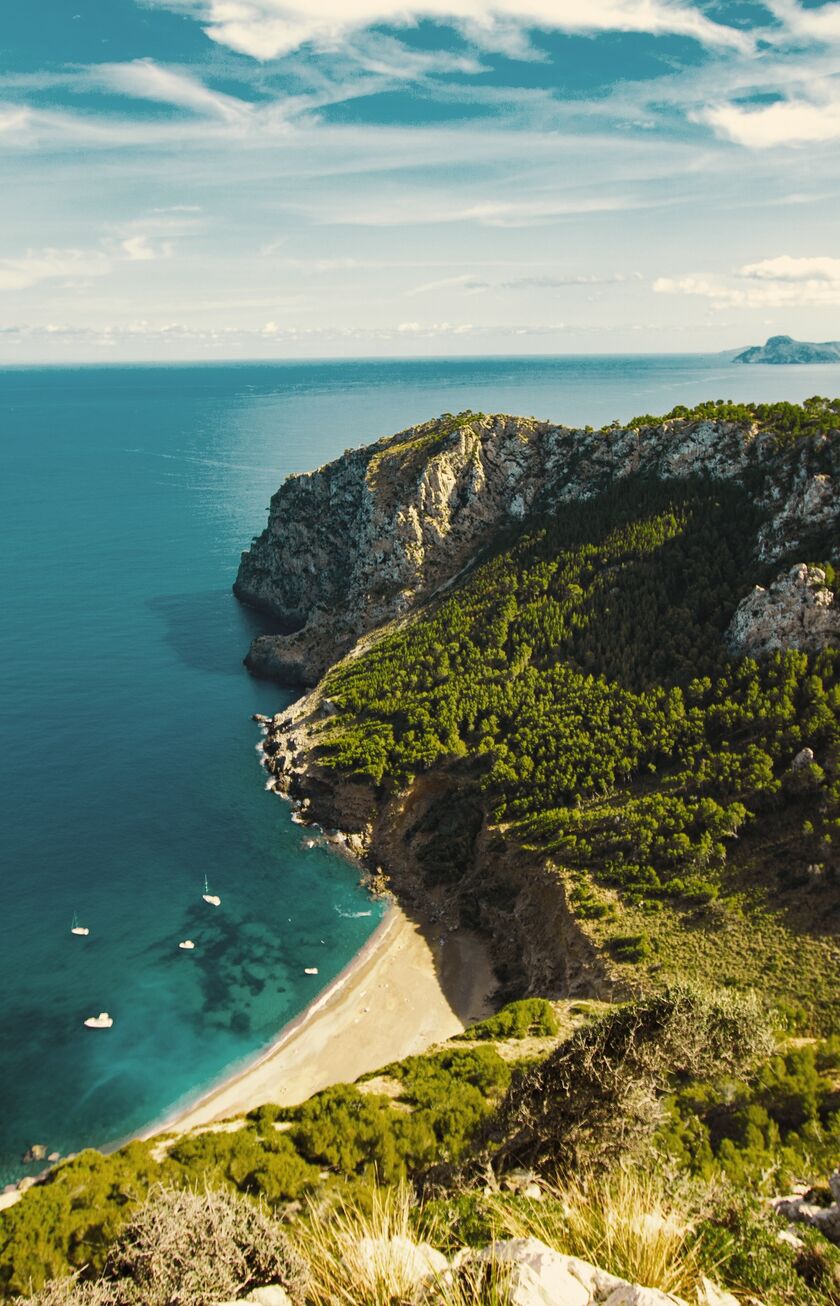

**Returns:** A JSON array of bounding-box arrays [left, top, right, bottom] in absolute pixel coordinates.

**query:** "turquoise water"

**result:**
[[2, 354, 839, 1187]]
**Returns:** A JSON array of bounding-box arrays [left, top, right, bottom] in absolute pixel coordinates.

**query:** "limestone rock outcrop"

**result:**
[[772, 1171, 840, 1246], [726, 564, 840, 657], [456, 1236, 732, 1305], [235, 410, 839, 683], [757, 469, 836, 562]]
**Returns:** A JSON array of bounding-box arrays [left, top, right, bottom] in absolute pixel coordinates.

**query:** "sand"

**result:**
[[0, 905, 494, 1212], [152, 904, 496, 1138]]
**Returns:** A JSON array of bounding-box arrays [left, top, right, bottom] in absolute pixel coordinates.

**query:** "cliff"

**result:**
[[235, 407, 839, 684], [734, 334, 840, 364], [237, 402, 840, 1012]]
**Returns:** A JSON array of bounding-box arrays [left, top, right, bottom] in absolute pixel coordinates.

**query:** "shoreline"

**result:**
[[141, 904, 398, 1139], [145, 897, 495, 1139], [2, 900, 493, 1212]]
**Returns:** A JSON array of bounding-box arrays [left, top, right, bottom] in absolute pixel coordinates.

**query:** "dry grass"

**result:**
[[433, 1258, 514, 1306], [294, 1182, 432, 1305], [486, 1170, 707, 1300]]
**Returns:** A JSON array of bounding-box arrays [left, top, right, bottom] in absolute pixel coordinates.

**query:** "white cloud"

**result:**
[[0, 107, 29, 135], [90, 60, 252, 122], [396, 319, 474, 334], [765, 0, 840, 45], [152, 0, 751, 62], [741, 255, 840, 282], [654, 254, 840, 306], [0, 231, 177, 291], [697, 88, 840, 147], [342, 31, 486, 78]]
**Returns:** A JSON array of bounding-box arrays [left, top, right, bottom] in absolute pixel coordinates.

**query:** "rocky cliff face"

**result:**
[[727, 564, 840, 657], [235, 410, 839, 683]]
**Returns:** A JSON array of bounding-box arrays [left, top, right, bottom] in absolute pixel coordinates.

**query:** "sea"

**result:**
[[2, 352, 839, 1188]]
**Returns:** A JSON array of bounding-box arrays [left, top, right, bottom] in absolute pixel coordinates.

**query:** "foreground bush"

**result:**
[[482, 987, 772, 1178], [18, 1185, 308, 1306], [102, 1185, 308, 1306]]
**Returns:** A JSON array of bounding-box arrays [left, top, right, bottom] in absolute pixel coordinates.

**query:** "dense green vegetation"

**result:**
[[0, 1006, 538, 1298], [625, 394, 840, 446], [453, 997, 559, 1041], [5, 997, 840, 1304], [314, 469, 839, 1016], [659, 1035, 840, 1187]]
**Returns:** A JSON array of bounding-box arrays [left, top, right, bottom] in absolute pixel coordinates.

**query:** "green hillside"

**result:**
[[314, 441, 839, 1023], [3, 995, 840, 1304]]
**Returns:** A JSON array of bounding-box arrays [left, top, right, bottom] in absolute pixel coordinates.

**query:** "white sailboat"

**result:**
[[179, 939, 195, 950], [70, 912, 90, 937], [84, 1012, 113, 1029], [202, 875, 221, 907], [304, 967, 319, 975]]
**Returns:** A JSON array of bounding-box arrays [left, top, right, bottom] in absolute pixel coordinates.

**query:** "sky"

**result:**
[[1, 0, 840, 361]]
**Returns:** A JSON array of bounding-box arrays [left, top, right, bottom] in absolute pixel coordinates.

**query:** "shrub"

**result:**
[[480, 987, 772, 1179], [608, 933, 652, 964], [459, 1000, 559, 1041], [14, 1281, 115, 1306], [693, 1192, 816, 1304], [101, 1185, 309, 1306]]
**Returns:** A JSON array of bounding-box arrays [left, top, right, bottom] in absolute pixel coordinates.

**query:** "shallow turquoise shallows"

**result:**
[[2, 354, 838, 1186]]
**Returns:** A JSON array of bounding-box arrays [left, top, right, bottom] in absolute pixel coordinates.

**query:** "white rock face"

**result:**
[[462, 1237, 691, 1306], [758, 472, 836, 562], [773, 1172, 840, 1244], [235, 410, 840, 683], [726, 564, 840, 657], [349, 1233, 448, 1292], [603, 1287, 685, 1306], [242, 1288, 294, 1306], [696, 1278, 740, 1306]]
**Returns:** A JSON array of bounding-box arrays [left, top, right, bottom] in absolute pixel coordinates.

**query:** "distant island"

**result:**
[[734, 333, 840, 364]]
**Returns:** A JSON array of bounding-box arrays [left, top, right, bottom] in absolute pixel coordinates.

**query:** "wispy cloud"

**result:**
[[142, 0, 752, 62], [120, 234, 174, 261], [406, 270, 636, 294], [89, 60, 252, 122], [0, 230, 176, 291], [0, 248, 112, 291]]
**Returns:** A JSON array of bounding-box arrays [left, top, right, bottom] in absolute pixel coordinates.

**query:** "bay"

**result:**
[[1, 353, 838, 1186]]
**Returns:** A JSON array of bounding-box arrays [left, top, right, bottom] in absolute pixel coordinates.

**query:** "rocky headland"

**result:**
[[734, 334, 840, 364], [236, 406, 840, 1004]]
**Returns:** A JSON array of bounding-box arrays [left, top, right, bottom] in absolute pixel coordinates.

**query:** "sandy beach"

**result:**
[[152, 903, 496, 1138]]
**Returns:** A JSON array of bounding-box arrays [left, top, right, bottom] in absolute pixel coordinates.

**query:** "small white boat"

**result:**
[[202, 875, 221, 907], [70, 912, 89, 937], [179, 939, 195, 950], [304, 967, 319, 976], [84, 1012, 113, 1029]]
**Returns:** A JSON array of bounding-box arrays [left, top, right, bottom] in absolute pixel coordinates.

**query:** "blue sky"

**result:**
[[2, 0, 840, 360]]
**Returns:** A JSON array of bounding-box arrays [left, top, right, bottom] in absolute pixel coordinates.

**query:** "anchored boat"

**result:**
[[70, 912, 89, 937], [201, 875, 221, 907], [84, 1012, 113, 1029]]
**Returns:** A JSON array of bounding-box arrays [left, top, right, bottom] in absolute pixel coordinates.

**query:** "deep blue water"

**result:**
[[2, 353, 840, 1187]]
